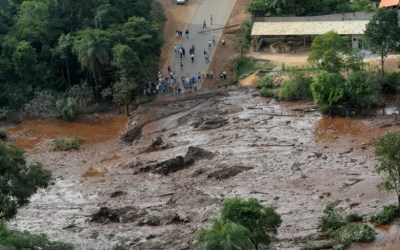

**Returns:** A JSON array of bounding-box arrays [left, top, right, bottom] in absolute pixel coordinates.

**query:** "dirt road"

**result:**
[[168, 0, 237, 81]]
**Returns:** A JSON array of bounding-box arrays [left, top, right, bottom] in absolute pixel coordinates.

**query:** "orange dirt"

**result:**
[[6, 114, 127, 149], [81, 167, 104, 178]]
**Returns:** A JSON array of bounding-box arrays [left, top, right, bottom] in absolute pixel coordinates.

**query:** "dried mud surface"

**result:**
[[8, 87, 400, 250]]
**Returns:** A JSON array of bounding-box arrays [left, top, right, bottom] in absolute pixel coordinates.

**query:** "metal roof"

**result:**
[[251, 20, 369, 36], [379, 0, 400, 8]]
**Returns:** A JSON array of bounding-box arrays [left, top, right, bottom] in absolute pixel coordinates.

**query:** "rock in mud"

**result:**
[[198, 117, 228, 130], [207, 166, 254, 180], [139, 156, 185, 175], [184, 146, 215, 166], [110, 190, 127, 198], [91, 206, 146, 223], [137, 215, 161, 226], [139, 147, 214, 175], [151, 136, 163, 147], [121, 125, 142, 143]]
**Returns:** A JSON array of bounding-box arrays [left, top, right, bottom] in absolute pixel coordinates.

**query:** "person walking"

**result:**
[[185, 29, 189, 39], [208, 40, 212, 50], [191, 53, 194, 63], [203, 19, 207, 29], [210, 14, 213, 25], [203, 49, 207, 56], [222, 39, 226, 46], [212, 35, 216, 45], [182, 47, 186, 57], [205, 54, 209, 63], [180, 59, 183, 70]]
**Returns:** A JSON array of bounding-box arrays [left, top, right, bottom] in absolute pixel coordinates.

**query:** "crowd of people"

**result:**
[[144, 14, 228, 96]]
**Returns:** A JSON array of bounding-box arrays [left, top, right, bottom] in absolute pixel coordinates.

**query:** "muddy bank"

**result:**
[[9, 86, 400, 249]]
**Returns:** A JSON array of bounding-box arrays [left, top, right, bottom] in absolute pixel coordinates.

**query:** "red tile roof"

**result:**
[[379, 0, 400, 8]]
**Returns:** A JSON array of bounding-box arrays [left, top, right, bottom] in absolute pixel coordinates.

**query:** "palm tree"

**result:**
[[192, 218, 255, 250], [73, 28, 109, 98]]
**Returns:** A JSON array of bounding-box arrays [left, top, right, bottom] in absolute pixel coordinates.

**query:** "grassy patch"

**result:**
[[53, 136, 83, 151], [371, 205, 400, 225], [234, 57, 274, 78]]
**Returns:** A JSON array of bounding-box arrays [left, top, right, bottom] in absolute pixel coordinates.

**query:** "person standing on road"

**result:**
[[203, 19, 207, 29], [191, 53, 195, 63], [185, 29, 189, 39], [212, 35, 216, 45], [208, 40, 212, 50], [210, 14, 213, 25], [205, 54, 209, 63], [182, 47, 186, 57]]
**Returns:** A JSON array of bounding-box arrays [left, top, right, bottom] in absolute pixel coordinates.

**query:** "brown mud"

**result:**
[[6, 114, 127, 149], [7, 86, 400, 250]]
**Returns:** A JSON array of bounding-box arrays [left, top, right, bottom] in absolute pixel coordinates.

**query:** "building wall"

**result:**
[[253, 12, 374, 22]]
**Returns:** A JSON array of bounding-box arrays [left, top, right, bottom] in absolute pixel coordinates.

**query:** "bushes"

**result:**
[[278, 73, 313, 100], [333, 223, 375, 250], [0, 221, 73, 249], [0, 130, 6, 140], [316, 203, 375, 250], [345, 213, 363, 223], [261, 89, 274, 97], [371, 205, 400, 225], [56, 97, 78, 121], [256, 75, 273, 89], [53, 136, 83, 151], [23, 90, 59, 118], [319, 203, 346, 233], [0, 108, 8, 120], [382, 71, 400, 94]]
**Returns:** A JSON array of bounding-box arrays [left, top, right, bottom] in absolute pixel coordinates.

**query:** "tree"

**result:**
[[106, 77, 135, 116], [278, 73, 313, 101], [221, 197, 282, 250], [12, 40, 38, 80], [111, 44, 142, 80], [375, 132, 400, 206], [0, 142, 51, 220], [73, 28, 110, 98], [308, 31, 351, 72], [344, 70, 381, 109], [192, 218, 255, 250], [55, 33, 74, 87], [364, 8, 400, 78], [311, 71, 346, 114]]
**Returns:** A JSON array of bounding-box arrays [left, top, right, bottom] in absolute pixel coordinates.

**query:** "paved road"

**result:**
[[170, 0, 237, 84]]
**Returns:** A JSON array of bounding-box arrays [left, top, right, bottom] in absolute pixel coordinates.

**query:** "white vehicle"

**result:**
[[176, 0, 186, 4]]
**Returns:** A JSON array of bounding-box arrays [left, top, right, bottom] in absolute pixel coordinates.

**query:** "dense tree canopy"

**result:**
[[247, 0, 376, 17], [364, 8, 400, 77], [0, 0, 164, 113], [0, 142, 51, 220]]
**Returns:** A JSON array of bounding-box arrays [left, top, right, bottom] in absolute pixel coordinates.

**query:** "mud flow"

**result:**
[[6, 114, 127, 149]]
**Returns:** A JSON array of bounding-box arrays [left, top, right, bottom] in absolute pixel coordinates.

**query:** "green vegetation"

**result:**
[[247, 0, 375, 17], [308, 31, 351, 73], [333, 223, 375, 250], [113, 243, 129, 250], [235, 21, 252, 59], [193, 197, 282, 250], [311, 70, 381, 114], [278, 73, 313, 100], [371, 205, 400, 225], [345, 213, 363, 223], [255, 75, 273, 89], [0, 141, 51, 220], [192, 218, 255, 250], [0, 221, 73, 249], [233, 57, 274, 78], [0, 108, 8, 120], [0, 130, 6, 140], [260, 89, 274, 98], [304, 203, 375, 250], [53, 136, 83, 151], [375, 132, 400, 206], [382, 72, 400, 94], [365, 8, 400, 77], [0, 0, 164, 114], [319, 203, 346, 233]]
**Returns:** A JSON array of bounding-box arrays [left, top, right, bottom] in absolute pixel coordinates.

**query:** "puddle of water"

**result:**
[[6, 114, 127, 149], [81, 167, 104, 178], [314, 117, 372, 142]]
